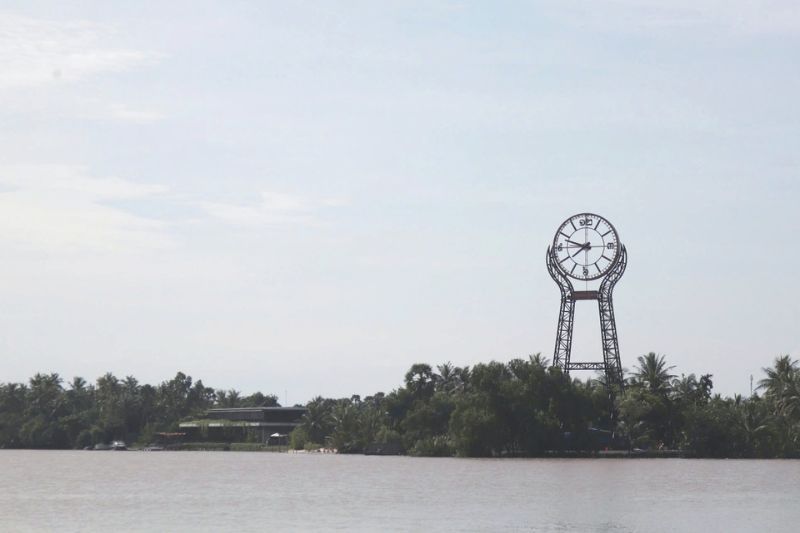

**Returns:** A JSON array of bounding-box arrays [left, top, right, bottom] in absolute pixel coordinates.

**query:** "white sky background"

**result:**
[[0, 1, 798, 402]]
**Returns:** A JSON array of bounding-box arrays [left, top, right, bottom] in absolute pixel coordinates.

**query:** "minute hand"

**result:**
[[571, 243, 591, 257]]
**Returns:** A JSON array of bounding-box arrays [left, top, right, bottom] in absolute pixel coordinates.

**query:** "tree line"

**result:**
[[1, 354, 799, 457], [290, 353, 800, 458], [0, 372, 278, 449]]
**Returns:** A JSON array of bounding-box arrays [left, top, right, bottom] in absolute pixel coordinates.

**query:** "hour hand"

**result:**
[[566, 239, 584, 246]]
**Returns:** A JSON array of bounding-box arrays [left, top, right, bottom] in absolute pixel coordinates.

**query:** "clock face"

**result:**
[[551, 213, 620, 280]]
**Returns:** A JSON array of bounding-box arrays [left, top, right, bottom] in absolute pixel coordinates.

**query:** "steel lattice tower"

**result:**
[[546, 243, 627, 390]]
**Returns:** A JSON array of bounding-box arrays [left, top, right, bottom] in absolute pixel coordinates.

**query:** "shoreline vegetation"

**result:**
[[1, 353, 799, 458]]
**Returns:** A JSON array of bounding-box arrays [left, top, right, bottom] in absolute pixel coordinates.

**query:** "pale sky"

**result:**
[[1, 1, 798, 402]]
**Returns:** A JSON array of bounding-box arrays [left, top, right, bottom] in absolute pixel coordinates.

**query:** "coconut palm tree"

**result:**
[[0, 383, 28, 447], [782, 379, 800, 418], [755, 356, 800, 456], [301, 397, 332, 444], [529, 353, 550, 369], [329, 401, 362, 452], [215, 389, 241, 408], [758, 355, 798, 399], [672, 374, 698, 401], [737, 400, 769, 456], [631, 353, 675, 395], [435, 362, 456, 393], [453, 366, 471, 393], [28, 373, 64, 416]]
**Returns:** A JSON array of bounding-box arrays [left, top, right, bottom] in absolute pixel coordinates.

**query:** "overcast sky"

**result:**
[[1, 1, 798, 402]]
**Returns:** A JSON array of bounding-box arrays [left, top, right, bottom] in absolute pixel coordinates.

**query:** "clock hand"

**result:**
[[566, 239, 584, 246], [571, 242, 591, 258]]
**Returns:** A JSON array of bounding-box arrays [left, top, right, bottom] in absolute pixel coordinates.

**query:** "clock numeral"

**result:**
[[579, 218, 593, 227], [556, 243, 564, 252], [582, 267, 589, 276], [606, 242, 615, 249]]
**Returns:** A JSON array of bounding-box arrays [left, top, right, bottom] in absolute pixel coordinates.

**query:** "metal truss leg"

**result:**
[[598, 245, 627, 391], [546, 248, 575, 370]]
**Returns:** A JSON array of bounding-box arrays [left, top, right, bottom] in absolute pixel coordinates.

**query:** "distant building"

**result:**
[[179, 407, 306, 443]]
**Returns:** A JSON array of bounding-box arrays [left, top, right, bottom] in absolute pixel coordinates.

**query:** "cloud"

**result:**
[[0, 166, 345, 254], [3, 98, 167, 123], [197, 191, 347, 228], [0, 12, 160, 90], [0, 165, 170, 252], [107, 104, 165, 124]]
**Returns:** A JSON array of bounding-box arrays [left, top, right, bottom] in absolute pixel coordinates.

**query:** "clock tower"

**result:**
[[546, 213, 627, 391]]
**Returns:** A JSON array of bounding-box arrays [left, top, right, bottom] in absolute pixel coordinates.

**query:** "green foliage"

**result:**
[[229, 442, 286, 452], [1, 354, 799, 458], [289, 426, 309, 450], [0, 371, 278, 449], [449, 399, 499, 456], [300, 353, 800, 458], [618, 388, 674, 448], [408, 435, 454, 457], [630, 353, 675, 395], [401, 392, 455, 450]]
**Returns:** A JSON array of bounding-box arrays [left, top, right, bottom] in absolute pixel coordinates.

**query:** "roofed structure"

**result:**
[[179, 406, 307, 443]]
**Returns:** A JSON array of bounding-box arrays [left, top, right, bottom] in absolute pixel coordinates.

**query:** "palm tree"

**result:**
[[65, 377, 93, 413], [758, 355, 798, 399], [435, 362, 456, 393], [329, 401, 362, 452], [737, 400, 769, 456], [405, 363, 435, 398], [28, 373, 65, 418], [782, 380, 800, 418], [631, 353, 675, 395], [528, 353, 550, 369], [215, 389, 241, 408], [671, 374, 712, 404], [301, 397, 331, 444], [0, 383, 28, 447], [672, 374, 697, 400], [69, 377, 87, 392], [454, 366, 471, 392]]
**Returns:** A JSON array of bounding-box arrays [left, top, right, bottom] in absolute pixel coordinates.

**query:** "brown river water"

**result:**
[[1, 450, 798, 532]]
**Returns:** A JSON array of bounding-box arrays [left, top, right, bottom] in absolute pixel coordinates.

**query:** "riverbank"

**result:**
[[99, 442, 689, 457]]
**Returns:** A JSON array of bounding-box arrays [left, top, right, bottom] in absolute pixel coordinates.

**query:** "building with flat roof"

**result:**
[[179, 406, 306, 443]]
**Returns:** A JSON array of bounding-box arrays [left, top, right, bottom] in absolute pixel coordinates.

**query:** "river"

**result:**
[[1, 451, 798, 532]]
